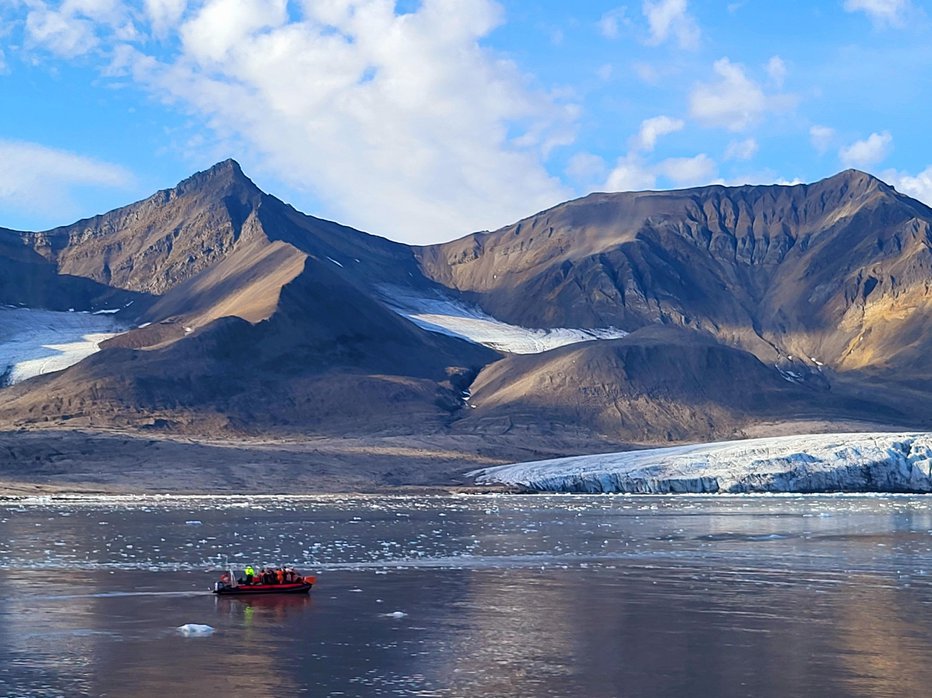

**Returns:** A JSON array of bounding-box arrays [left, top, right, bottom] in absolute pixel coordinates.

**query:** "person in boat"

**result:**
[[244, 565, 255, 584]]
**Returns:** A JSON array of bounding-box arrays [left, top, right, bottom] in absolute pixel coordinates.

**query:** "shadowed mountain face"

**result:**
[[418, 171, 932, 382], [1, 163, 930, 454]]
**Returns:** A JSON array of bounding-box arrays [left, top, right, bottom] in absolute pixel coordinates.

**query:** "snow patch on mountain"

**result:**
[[379, 285, 627, 354], [0, 307, 126, 385], [469, 433, 932, 493]]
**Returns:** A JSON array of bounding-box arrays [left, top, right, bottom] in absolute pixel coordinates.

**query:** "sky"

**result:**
[[0, 0, 930, 244]]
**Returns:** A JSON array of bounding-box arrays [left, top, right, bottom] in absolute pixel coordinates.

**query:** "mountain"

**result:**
[[1, 162, 931, 490], [418, 171, 932, 382], [0, 161, 495, 435]]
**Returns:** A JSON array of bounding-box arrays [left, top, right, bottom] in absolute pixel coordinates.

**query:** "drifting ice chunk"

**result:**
[[384, 611, 408, 619], [178, 624, 215, 636]]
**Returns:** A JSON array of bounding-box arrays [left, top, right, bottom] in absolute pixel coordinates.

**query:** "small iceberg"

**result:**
[[384, 611, 408, 619], [178, 623, 215, 636]]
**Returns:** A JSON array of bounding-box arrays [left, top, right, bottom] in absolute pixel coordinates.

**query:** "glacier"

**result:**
[[469, 433, 932, 493], [0, 307, 126, 385], [379, 285, 627, 354]]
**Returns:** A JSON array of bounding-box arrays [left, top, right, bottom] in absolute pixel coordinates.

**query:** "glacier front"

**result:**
[[469, 433, 932, 493]]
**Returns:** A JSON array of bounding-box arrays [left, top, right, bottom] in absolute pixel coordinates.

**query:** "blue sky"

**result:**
[[0, 0, 930, 243]]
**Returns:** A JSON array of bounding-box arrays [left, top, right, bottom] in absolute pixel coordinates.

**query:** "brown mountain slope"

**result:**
[[3, 163, 931, 472], [417, 170, 932, 384], [0, 228, 142, 310], [0, 161, 497, 434], [455, 326, 905, 443]]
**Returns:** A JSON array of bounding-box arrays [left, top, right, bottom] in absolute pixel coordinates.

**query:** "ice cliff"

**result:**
[[469, 433, 932, 493]]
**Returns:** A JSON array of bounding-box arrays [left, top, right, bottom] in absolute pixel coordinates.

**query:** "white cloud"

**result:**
[[844, 0, 913, 27], [180, 0, 287, 64], [144, 0, 188, 38], [724, 137, 758, 161], [99, 0, 575, 243], [809, 125, 835, 154], [632, 61, 660, 84], [655, 153, 716, 186], [598, 7, 628, 39], [604, 152, 717, 192], [24, 0, 131, 57], [632, 115, 684, 152], [0, 139, 132, 216], [689, 57, 794, 132], [766, 55, 786, 87], [881, 165, 932, 206], [839, 131, 893, 168], [642, 0, 700, 49], [566, 152, 608, 189], [605, 155, 657, 192]]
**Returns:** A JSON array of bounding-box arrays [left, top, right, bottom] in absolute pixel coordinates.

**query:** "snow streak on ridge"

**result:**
[[0, 307, 126, 385], [379, 285, 627, 354]]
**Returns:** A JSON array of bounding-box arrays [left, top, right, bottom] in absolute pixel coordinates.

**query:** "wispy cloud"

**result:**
[[631, 115, 685, 152], [598, 7, 628, 39], [689, 57, 795, 132], [724, 137, 758, 161], [839, 131, 893, 168], [93, 0, 576, 242], [765, 55, 786, 87], [809, 125, 836, 154], [643, 0, 700, 49], [0, 139, 133, 223], [881, 165, 932, 206], [604, 152, 718, 192], [843, 0, 914, 27]]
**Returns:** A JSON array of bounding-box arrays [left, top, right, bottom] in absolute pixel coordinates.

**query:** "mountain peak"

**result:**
[[815, 168, 888, 195], [174, 158, 259, 197]]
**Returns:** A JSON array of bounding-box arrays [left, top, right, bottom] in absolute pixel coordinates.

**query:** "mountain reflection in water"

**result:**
[[1, 494, 932, 697]]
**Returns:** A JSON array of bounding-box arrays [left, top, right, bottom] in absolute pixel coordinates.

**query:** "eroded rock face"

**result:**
[[418, 170, 932, 381], [470, 433, 932, 494], [2, 163, 932, 447]]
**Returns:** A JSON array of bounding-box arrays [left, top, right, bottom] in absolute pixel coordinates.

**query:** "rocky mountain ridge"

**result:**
[[1, 162, 930, 476]]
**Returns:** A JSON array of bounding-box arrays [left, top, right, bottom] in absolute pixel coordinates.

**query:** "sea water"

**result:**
[[1, 494, 931, 697]]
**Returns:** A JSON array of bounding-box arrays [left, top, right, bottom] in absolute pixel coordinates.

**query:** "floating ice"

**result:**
[[385, 611, 407, 619], [470, 432, 932, 494], [378, 285, 626, 354], [184, 520, 203, 526], [177, 624, 215, 636]]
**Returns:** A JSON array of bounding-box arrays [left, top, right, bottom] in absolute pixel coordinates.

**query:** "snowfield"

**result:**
[[0, 307, 126, 385], [469, 433, 932, 493], [379, 285, 627, 354]]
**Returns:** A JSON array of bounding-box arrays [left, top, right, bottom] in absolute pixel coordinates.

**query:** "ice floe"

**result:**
[[378, 285, 626, 354], [469, 433, 932, 494], [0, 307, 126, 385], [177, 624, 214, 636]]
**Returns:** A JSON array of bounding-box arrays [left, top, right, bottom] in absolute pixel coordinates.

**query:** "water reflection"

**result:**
[[2, 496, 932, 697]]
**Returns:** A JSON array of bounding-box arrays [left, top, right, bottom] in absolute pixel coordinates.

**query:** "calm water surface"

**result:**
[[1, 494, 931, 697]]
